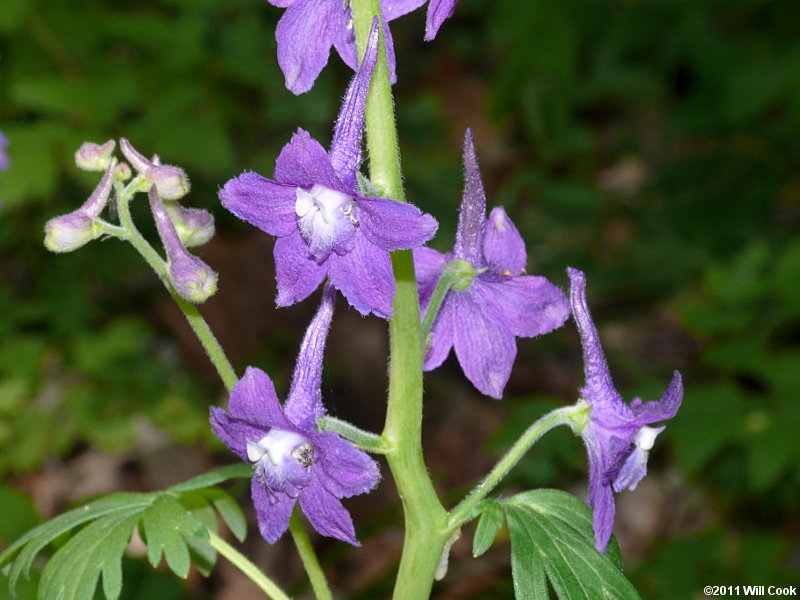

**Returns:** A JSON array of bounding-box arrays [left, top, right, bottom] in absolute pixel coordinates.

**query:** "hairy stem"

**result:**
[[289, 511, 334, 600], [115, 178, 238, 393], [447, 401, 590, 531], [351, 3, 449, 599], [208, 532, 292, 600], [318, 415, 387, 453]]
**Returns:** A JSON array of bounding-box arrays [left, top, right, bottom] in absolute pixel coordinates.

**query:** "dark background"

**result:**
[[1, 0, 799, 598]]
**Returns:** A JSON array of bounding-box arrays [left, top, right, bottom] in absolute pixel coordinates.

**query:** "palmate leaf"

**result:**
[[472, 499, 505, 558], [503, 489, 639, 600], [0, 465, 252, 600]]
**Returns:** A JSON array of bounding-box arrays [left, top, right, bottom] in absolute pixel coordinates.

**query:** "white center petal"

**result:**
[[633, 425, 663, 451], [294, 184, 357, 259], [248, 429, 308, 466]]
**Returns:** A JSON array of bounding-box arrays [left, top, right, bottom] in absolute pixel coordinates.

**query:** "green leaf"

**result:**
[[168, 464, 253, 493], [505, 490, 639, 600], [0, 466, 250, 599], [140, 496, 206, 579], [473, 499, 505, 558]]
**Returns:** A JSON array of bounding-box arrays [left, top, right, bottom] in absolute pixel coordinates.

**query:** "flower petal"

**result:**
[[274, 232, 329, 307], [425, 0, 458, 41], [423, 293, 456, 371], [478, 274, 568, 338], [209, 407, 268, 462], [381, 13, 398, 85], [251, 477, 296, 543], [219, 171, 297, 237], [452, 287, 516, 398], [328, 234, 394, 318], [381, 0, 428, 20], [453, 129, 487, 265], [357, 196, 438, 251], [299, 477, 359, 545], [331, 8, 358, 71], [413, 246, 447, 308], [230, 367, 292, 428], [481, 207, 527, 276], [275, 0, 337, 94], [285, 284, 337, 430], [274, 129, 344, 191], [632, 371, 683, 426], [312, 431, 381, 498], [583, 426, 616, 553], [329, 20, 380, 190]]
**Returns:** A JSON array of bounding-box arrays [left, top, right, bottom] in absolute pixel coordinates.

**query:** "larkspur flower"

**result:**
[[0, 130, 8, 171], [210, 284, 380, 544], [220, 21, 437, 318], [414, 130, 569, 398], [568, 267, 683, 553], [269, 0, 459, 94]]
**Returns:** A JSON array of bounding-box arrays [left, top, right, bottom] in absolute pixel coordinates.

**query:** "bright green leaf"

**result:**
[[473, 499, 505, 558]]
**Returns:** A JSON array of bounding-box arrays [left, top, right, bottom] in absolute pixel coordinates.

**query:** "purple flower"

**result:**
[[0, 130, 8, 171], [210, 285, 380, 544], [269, 0, 458, 94], [568, 267, 683, 553], [414, 130, 569, 398], [220, 22, 437, 318]]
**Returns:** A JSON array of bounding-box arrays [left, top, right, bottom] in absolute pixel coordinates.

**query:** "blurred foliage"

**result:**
[[1, 0, 800, 598]]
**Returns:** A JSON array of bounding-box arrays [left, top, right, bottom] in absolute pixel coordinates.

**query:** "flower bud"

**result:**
[[44, 212, 101, 253], [43, 157, 117, 253], [165, 203, 215, 247], [168, 253, 218, 303], [145, 165, 191, 200], [75, 140, 116, 172], [120, 138, 190, 200], [115, 162, 132, 181], [148, 185, 217, 303]]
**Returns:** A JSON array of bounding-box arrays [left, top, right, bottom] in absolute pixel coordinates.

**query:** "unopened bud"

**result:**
[[44, 211, 101, 253], [75, 140, 116, 172], [145, 165, 191, 200], [115, 162, 132, 181], [148, 185, 217, 303], [165, 203, 214, 247], [169, 253, 218, 303], [119, 137, 153, 174]]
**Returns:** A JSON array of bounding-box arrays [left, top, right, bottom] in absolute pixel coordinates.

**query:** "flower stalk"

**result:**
[[351, 2, 450, 599]]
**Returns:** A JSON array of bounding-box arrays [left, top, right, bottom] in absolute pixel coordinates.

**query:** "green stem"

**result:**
[[289, 511, 334, 600], [116, 178, 238, 393], [318, 415, 387, 453], [351, 3, 449, 599], [447, 401, 590, 531], [207, 532, 292, 600]]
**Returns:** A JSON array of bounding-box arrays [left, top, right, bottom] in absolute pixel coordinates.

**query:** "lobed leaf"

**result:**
[[167, 464, 253, 493], [473, 499, 505, 558], [505, 489, 639, 600]]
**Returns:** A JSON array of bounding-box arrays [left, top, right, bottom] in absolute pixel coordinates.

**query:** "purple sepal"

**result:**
[[416, 129, 568, 398], [0, 130, 8, 171], [568, 267, 683, 553], [424, 0, 459, 41], [209, 286, 380, 544]]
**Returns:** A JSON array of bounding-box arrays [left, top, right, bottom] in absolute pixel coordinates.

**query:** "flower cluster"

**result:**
[[568, 267, 683, 552], [221, 21, 437, 318], [44, 138, 218, 304], [269, 0, 460, 94], [414, 130, 569, 398], [210, 284, 380, 543]]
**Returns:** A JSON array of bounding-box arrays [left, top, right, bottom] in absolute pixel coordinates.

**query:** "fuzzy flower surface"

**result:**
[[269, 0, 459, 94], [220, 22, 437, 318], [414, 130, 569, 398], [210, 285, 380, 544], [568, 267, 683, 553]]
